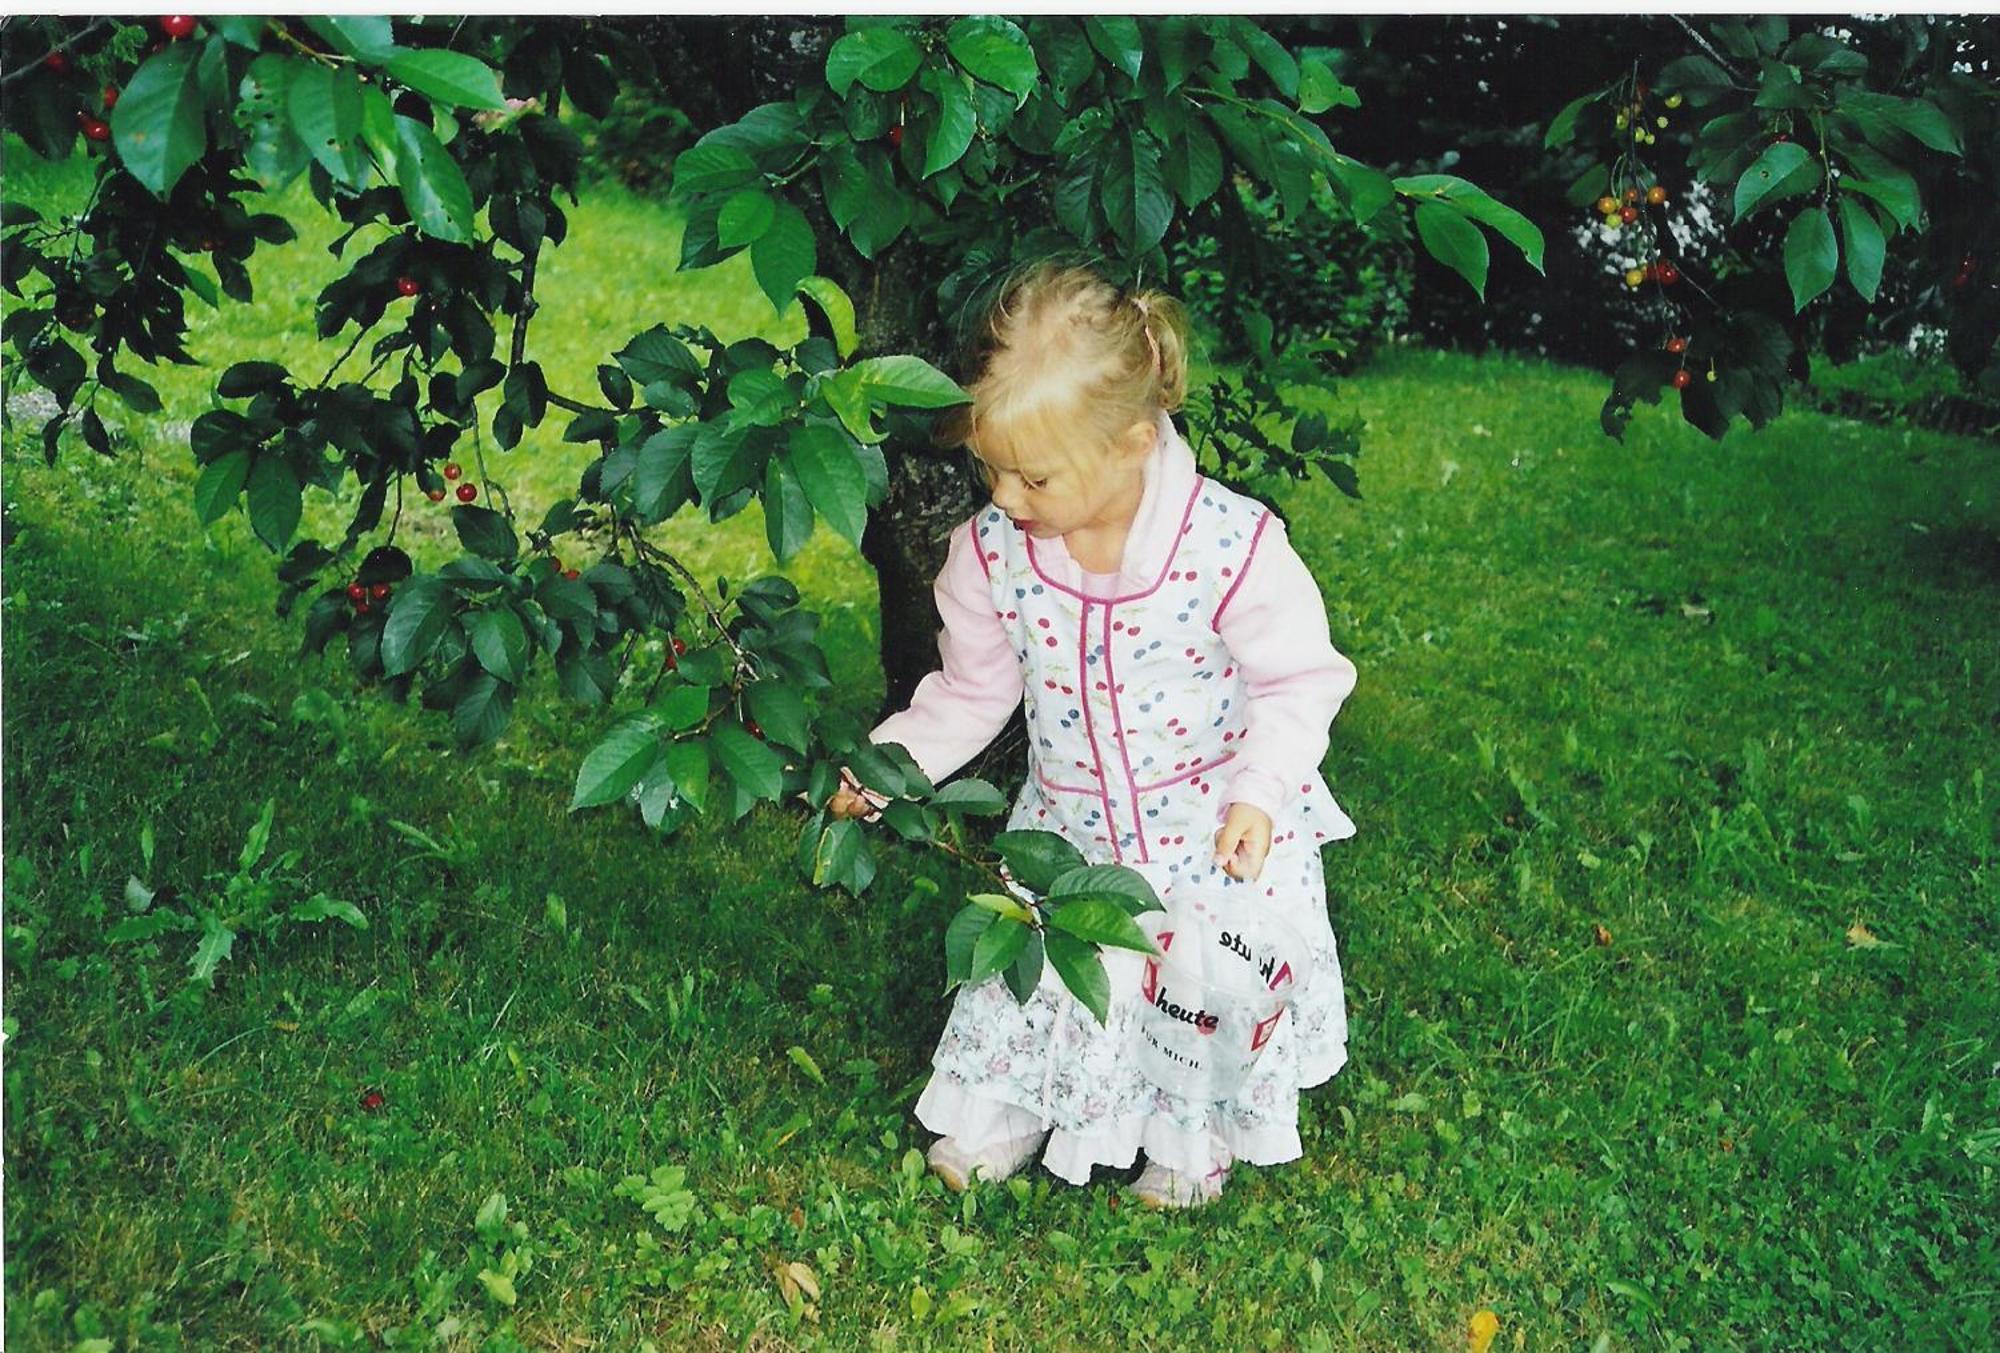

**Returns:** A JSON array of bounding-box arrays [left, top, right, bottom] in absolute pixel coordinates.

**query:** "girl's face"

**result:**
[[975, 421, 1156, 541]]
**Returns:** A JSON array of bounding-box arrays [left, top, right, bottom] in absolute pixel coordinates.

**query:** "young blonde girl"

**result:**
[[832, 264, 1356, 1208]]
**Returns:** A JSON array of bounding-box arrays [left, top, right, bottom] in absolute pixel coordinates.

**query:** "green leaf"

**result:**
[[289, 894, 368, 928], [763, 455, 815, 563], [746, 681, 811, 753], [453, 506, 518, 561], [1413, 202, 1489, 300], [1733, 141, 1814, 220], [921, 67, 979, 176], [1162, 118, 1223, 209], [826, 28, 923, 97], [1082, 16, 1143, 80], [1100, 128, 1172, 253], [288, 64, 369, 188], [969, 916, 1031, 985], [664, 738, 710, 815], [1329, 155, 1396, 224], [1046, 863, 1162, 914], [189, 912, 236, 988], [469, 607, 530, 684], [218, 360, 289, 398], [713, 723, 785, 802], [453, 670, 515, 746], [210, 16, 266, 48], [796, 276, 859, 360], [572, 713, 666, 810], [193, 449, 251, 526], [750, 200, 815, 312], [851, 354, 970, 408], [1396, 173, 1545, 274], [1840, 171, 1919, 234], [1838, 196, 1885, 303], [237, 54, 310, 188], [617, 326, 701, 386], [380, 577, 451, 677], [673, 143, 760, 198], [245, 455, 302, 551], [383, 49, 507, 111], [1232, 19, 1298, 98], [111, 43, 208, 198], [993, 830, 1087, 894], [393, 115, 475, 242], [1782, 206, 1839, 312], [239, 798, 276, 871], [1657, 54, 1736, 107], [785, 424, 868, 547], [930, 779, 1008, 815], [717, 188, 776, 248], [1297, 57, 1358, 115], [654, 683, 710, 732], [966, 892, 1037, 925], [1002, 930, 1045, 1004], [1842, 91, 1963, 156], [1543, 91, 1595, 148], [1045, 931, 1110, 1024], [945, 16, 1040, 108], [812, 818, 862, 887], [301, 16, 396, 65], [944, 903, 996, 986], [1046, 898, 1157, 953]]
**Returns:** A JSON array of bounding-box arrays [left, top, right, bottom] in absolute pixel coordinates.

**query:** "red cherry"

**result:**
[[369, 582, 390, 601], [160, 15, 197, 40], [1665, 336, 1688, 355], [888, 124, 904, 148], [1773, 133, 1791, 144], [1622, 188, 1640, 205], [425, 487, 445, 503], [103, 86, 119, 109], [1952, 272, 1970, 290], [562, 568, 580, 581], [1646, 185, 1668, 206], [395, 275, 420, 298], [199, 237, 218, 252], [456, 483, 478, 503], [359, 1089, 386, 1112], [1619, 205, 1639, 225], [43, 52, 70, 73], [346, 582, 367, 603], [1671, 369, 1693, 390], [443, 461, 462, 481], [1658, 262, 1680, 285], [672, 637, 688, 656], [747, 719, 763, 739], [355, 600, 372, 615], [79, 116, 111, 143]]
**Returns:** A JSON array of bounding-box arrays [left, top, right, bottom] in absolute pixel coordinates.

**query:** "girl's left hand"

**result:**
[[1213, 803, 1273, 882]]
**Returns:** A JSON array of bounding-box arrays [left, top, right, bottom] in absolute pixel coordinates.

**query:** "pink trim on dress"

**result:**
[[1101, 602, 1149, 864], [1211, 509, 1273, 632], [1073, 600, 1121, 862], [1025, 477, 1204, 603], [1135, 751, 1238, 793]]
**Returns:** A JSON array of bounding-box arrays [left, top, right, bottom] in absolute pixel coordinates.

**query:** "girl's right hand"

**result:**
[[828, 768, 888, 821]]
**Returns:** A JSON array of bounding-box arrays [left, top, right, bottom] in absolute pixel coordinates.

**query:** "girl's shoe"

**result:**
[[1130, 1161, 1229, 1209], [926, 1131, 1046, 1192]]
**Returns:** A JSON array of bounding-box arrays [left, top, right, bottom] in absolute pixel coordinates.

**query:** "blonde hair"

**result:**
[[936, 264, 1190, 471]]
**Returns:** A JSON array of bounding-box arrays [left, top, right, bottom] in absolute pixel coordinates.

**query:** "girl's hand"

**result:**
[[1213, 803, 1273, 882], [828, 768, 888, 822]]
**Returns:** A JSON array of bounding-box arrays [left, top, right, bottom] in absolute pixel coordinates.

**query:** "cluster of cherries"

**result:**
[[345, 578, 391, 615], [424, 461, 480, 505], [50, 17, 197, 143], [1613, 87, 1683, 147]]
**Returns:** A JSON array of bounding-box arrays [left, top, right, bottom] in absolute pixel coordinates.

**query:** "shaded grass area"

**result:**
[[5, 148, 1998, 1348]]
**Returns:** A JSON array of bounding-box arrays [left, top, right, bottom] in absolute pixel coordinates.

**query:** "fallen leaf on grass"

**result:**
[[1469, 1309, 1500, 1353], [1593, 924, 1614, 947], [1844, 921, 1900, 949]]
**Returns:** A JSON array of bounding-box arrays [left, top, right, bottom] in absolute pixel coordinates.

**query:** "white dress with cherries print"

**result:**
[[913, 471, 1356, 1184]]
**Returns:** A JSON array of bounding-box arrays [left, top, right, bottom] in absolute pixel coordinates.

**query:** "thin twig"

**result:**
[[0, 18, 113, 88], [316, 323, 372, 388], [1673, 15, 1749, 85]]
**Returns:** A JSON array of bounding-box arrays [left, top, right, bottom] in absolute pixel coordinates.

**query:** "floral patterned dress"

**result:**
[[894, 426, 1358, 1184]]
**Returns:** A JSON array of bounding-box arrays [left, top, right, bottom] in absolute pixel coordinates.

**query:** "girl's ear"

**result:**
[[1116, 418, 1158, 465]]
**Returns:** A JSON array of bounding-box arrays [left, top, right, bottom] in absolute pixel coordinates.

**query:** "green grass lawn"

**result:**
[[5, 147, 1997, 1350]]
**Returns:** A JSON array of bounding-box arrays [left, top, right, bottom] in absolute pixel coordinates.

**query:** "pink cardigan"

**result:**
[[872, 418, 1356, 825]]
